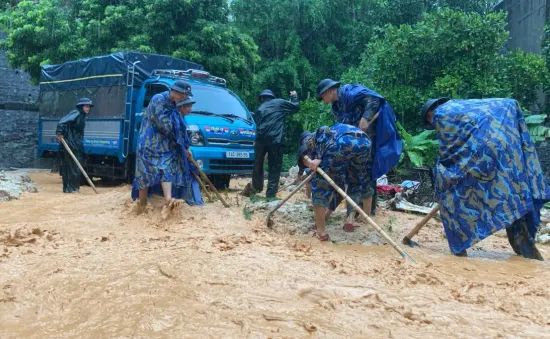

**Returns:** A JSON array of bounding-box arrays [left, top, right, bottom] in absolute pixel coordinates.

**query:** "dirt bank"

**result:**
[[1, 173, 549, 338]]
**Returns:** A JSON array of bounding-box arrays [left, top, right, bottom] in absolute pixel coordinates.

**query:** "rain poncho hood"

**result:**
[[333, 84, 402, 180], [433, 99, 550, 254]]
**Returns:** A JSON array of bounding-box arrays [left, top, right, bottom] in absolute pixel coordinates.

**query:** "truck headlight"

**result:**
[[187, 125, 204, 146]]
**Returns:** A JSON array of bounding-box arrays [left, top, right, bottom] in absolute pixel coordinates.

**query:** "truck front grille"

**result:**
[[210, 159, 254, 172], [207, 138, 254, 146]]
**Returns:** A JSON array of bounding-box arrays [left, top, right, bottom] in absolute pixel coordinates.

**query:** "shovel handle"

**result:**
[[60, 138, 98, 194], [304, 156, 415, 263], [192, 172, 213, 203], [268, 172, 315, 215], [402, 204, 440, 245], [266, 171, 315, 228], [188, 155, 230, 208]]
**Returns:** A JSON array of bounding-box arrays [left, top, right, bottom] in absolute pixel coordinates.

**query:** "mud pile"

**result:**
[[245, 198, 390, 245], [0, 170, 38, 201], [1, 173, 550, 338]]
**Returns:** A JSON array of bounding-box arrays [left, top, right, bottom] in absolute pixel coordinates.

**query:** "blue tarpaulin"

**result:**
[[433, 99, 550, 254], [334, 84, 402, 180]]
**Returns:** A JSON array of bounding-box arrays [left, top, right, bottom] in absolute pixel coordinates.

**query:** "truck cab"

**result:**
[[137, 70, 256, 188], [36, 52, 255, 189]]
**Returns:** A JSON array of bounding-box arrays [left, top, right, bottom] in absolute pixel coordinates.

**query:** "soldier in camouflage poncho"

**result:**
[[423, 98, 550, 260], [298, 123, 372, 241], [132, 80, 203, 218]]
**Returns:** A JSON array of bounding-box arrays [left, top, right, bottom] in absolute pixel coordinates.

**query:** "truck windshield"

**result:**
[[191, 86, 250, 120]]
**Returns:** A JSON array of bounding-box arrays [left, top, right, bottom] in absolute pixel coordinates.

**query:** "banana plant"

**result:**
[[524, 114, 550, 142], [397, 122, 439, 168]]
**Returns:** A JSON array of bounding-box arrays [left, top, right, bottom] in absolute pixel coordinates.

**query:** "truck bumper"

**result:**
[[190, 146, 255, 175]]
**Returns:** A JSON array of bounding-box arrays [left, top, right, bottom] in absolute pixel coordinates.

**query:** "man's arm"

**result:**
[[359, 96, 381, 132], [55, 111, 80, 140], [281, 90, 300, 116]]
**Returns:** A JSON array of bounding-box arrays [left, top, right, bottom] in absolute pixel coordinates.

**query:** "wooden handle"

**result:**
[[268, 172, 315, 218], [187, 155, 230, 208], [60, 138, 98, 194], [403, 205, 440, 243], [192, 172, 213, 202], [304, 156, 415, 263]]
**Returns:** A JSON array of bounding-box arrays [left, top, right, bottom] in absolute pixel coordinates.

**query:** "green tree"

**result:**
[[344, 9, 549, 129], [0, 0, 260, 99]]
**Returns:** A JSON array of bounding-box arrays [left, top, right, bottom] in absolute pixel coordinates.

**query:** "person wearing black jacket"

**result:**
[[242, 89, 300, 198], [55, 98, 93, 193]]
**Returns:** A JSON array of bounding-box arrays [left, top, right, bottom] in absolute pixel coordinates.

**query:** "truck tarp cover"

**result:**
[[39, 52, 204, 91]]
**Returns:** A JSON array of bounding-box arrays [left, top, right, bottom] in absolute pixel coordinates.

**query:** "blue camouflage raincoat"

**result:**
[[300, 123, 372, 215], [433, 99, 550, 254], [132, 91, 203, 205], [332, 84, 402, 180]]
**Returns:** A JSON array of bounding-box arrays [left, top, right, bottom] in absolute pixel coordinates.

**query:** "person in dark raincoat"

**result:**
[[298, 124, 372, 240], [55, 98, 93, 193], [132, 80, 203, 217], [315, 79, 402, 221], [422, 97, 550, 260], [241, 89, 300, 198]]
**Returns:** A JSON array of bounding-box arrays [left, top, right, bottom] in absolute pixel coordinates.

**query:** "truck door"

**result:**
[[134, 82, 170, 141]]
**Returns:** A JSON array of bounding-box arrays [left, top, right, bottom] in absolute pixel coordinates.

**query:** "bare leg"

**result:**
[[135, 188, 148, 215], [161, 182, 174, 220], [314, 205, 327, 238], [305, 182, 312, 199], [161, 182, 172, 204], [363, 197, 372, 217]]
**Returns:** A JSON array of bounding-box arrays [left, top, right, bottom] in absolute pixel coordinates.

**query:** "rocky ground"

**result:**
[[0, 170, 39, 202]]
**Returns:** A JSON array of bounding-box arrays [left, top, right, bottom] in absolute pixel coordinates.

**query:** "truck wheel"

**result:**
[[208, 174, 230, 190]]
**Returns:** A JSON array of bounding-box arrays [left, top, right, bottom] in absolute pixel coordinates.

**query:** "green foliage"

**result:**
[[397, 122, 439, 168], [243, 206, 252, 220], [2, 0, 549, 157], [0, 0, 260, 100], [525, 114, 550, 142], [501, 50, 550, 109], [284, 98, 333, 153], [346, 9, 549, 130]]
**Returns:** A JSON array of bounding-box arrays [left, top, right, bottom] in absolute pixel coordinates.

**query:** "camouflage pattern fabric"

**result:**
[[309, 123, 372, 216], [433, 99, 550, 257], [132, 91, 203, 205]]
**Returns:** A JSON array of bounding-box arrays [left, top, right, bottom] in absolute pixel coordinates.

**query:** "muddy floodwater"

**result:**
[[1, 173, 549, 338]]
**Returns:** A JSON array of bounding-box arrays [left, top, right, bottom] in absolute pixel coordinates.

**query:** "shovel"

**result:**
[[266, 171, 315, 228], [59, 137, 98, 194], [187, 154, 230, 208], [402, 204, 440, 247], [277, 177, 302, 193], [304, 156, 416, 264]]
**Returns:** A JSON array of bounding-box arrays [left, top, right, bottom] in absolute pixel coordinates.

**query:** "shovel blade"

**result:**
[[402, 236, 420, 248]]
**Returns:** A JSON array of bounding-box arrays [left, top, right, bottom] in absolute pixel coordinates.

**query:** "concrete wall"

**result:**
[[0, 109, 40, 169], [500, 0, 549, 54], [0, 32, 42, 169], [0, 33, 39, 107]]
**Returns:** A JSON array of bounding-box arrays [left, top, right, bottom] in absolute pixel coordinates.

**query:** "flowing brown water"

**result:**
[[1, 173, 549, 338]]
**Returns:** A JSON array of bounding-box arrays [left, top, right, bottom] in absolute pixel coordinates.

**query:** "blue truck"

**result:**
[[37, 52, 256, 189]]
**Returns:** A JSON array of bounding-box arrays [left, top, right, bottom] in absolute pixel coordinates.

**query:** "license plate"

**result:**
[[226, 151, 250, 159]]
